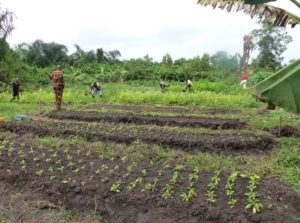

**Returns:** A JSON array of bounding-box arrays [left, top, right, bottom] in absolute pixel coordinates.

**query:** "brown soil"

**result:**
[[84, 103, 243, 115], [0, 119, 276, 155], [0, 135, 299, 223], [265, 125, 300, 137], [48, 110, 247, 130]]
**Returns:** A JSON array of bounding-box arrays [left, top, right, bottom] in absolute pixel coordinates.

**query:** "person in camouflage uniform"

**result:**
[[49, 65, 64, 110]]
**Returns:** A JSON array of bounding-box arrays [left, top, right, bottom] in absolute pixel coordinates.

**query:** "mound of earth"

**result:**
[[0, 119, 276, 155], [48, 110, 247, 130]]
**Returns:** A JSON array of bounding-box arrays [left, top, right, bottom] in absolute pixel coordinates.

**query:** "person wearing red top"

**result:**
[[49, 65, 64, 110], [240, 72, 248, 89]]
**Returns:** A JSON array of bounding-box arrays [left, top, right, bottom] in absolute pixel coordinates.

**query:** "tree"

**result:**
[[18, 40, 68, 67], [106, 50, 121, 64], [251, 21, 292, 70], [0, 5, 14, 38], [162, 53, 173, 65], [211, 51, 240, 75], [96, 48, 107, 63], [0, 5, 14, 84], [242, 35, 254, 72]]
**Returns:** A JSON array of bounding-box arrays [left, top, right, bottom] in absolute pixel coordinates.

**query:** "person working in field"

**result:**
[[160, 81, 169, 91], [90, 82, 102, 97], [10, 79, 20, 102], [183, 79, 192, 92], [49, 65, 64, 110], [240, 71, 248, 89]]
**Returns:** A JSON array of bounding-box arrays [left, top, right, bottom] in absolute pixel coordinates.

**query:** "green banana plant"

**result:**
[[197, 0, 300, 27]]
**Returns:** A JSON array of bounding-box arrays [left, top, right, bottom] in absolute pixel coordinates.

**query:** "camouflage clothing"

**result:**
[[49, 68, 64, 110]]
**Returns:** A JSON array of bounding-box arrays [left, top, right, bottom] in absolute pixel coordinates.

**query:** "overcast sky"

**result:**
[[1, 0, 300, 62]]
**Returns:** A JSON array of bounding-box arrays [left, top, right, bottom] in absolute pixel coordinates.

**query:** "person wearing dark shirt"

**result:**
[[90, 82, 102, 97], [10, 80, 20, 102]]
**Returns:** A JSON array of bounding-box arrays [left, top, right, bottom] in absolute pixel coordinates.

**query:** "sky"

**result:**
[[1, 0, 300, 62]]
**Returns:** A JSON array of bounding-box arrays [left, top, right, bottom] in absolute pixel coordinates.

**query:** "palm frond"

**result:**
[[197, 0, 300, 27]]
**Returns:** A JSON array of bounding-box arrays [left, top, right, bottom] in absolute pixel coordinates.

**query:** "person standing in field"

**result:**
[[49, 65, 64, 110], [240, 71, 248, 89], [160, 81, 169, 91], [10, 79, 20, 102], [90, 82, 102, 97], [184, 79, 192, 92]]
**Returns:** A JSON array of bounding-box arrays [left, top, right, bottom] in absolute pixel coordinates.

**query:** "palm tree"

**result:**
[[198, 0, 300, 113]]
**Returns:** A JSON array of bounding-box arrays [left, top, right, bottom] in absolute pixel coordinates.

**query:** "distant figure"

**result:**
[[240, 72, 248, 89], [10, 79, 20, 102], [184, 79, 192, 92], [49, 65, 64, 110], [160, 81, 169, 91], [90, 82, 102, 97]]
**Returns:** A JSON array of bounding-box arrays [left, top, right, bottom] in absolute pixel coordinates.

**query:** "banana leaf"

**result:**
[[253, 60, 300, 113], [197, 0, 300, 27], [245, 0, 276, 4]]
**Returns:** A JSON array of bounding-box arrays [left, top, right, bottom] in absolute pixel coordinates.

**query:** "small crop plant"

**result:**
[[245, 174, 264, 214], [225, 171, 238, 207], [206, 170, 221, 205]]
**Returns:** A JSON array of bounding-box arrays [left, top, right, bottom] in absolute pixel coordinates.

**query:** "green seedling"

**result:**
[[127, 177, 143, 191], [111, 180, 122, 193], [141, 178, 159, 192], [206, 170, 221, 205], [225, 171, 239, 207], [245, 174, 264, 214], [36, 169, 43, 176], [180, 186, 197, 202]]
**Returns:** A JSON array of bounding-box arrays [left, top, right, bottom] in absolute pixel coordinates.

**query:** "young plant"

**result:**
[[206, 170, 221, 205], [141, 178, 159, 192], [180, 167, 200, 202], [162, 168, 181, 199], [180, 186, 197, 202], [111, 180, 122, 193], [127, 177, 143, 191], [245, 174, 264, 214], [225, 171, 238, 207]]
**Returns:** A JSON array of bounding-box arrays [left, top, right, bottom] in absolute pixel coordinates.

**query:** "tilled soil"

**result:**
[[0, 119, 276, 155], [84, 103, 243, 115], [265, 125, 300, 137], [0, 136, 299, 223], [48, 110, 247, 130]]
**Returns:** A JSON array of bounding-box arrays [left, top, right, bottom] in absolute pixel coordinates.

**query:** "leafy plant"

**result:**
[[225, 171, 239, 207], [127, 177, 143, 191], [111, 180, 122, 193], [180, 186, 197, 202], [206, 170, 221, 205], [141, 178, 159, 192], [245, 174, 264, 214]]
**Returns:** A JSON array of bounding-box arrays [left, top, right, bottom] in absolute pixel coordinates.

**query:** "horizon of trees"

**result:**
[[0, 5, 295, 88]]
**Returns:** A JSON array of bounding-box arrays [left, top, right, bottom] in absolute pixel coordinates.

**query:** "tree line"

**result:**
[[0, 4, 294, 88]]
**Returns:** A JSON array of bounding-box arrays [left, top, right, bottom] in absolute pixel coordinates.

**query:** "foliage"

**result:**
[[251, 21, 293, 71], [0, 5, 14, 38]]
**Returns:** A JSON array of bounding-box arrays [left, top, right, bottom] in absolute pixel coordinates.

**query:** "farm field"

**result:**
[[0, 83, 300, 223]]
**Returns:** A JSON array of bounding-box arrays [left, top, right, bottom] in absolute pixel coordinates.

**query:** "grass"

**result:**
[[0, 80, 263, 120]]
